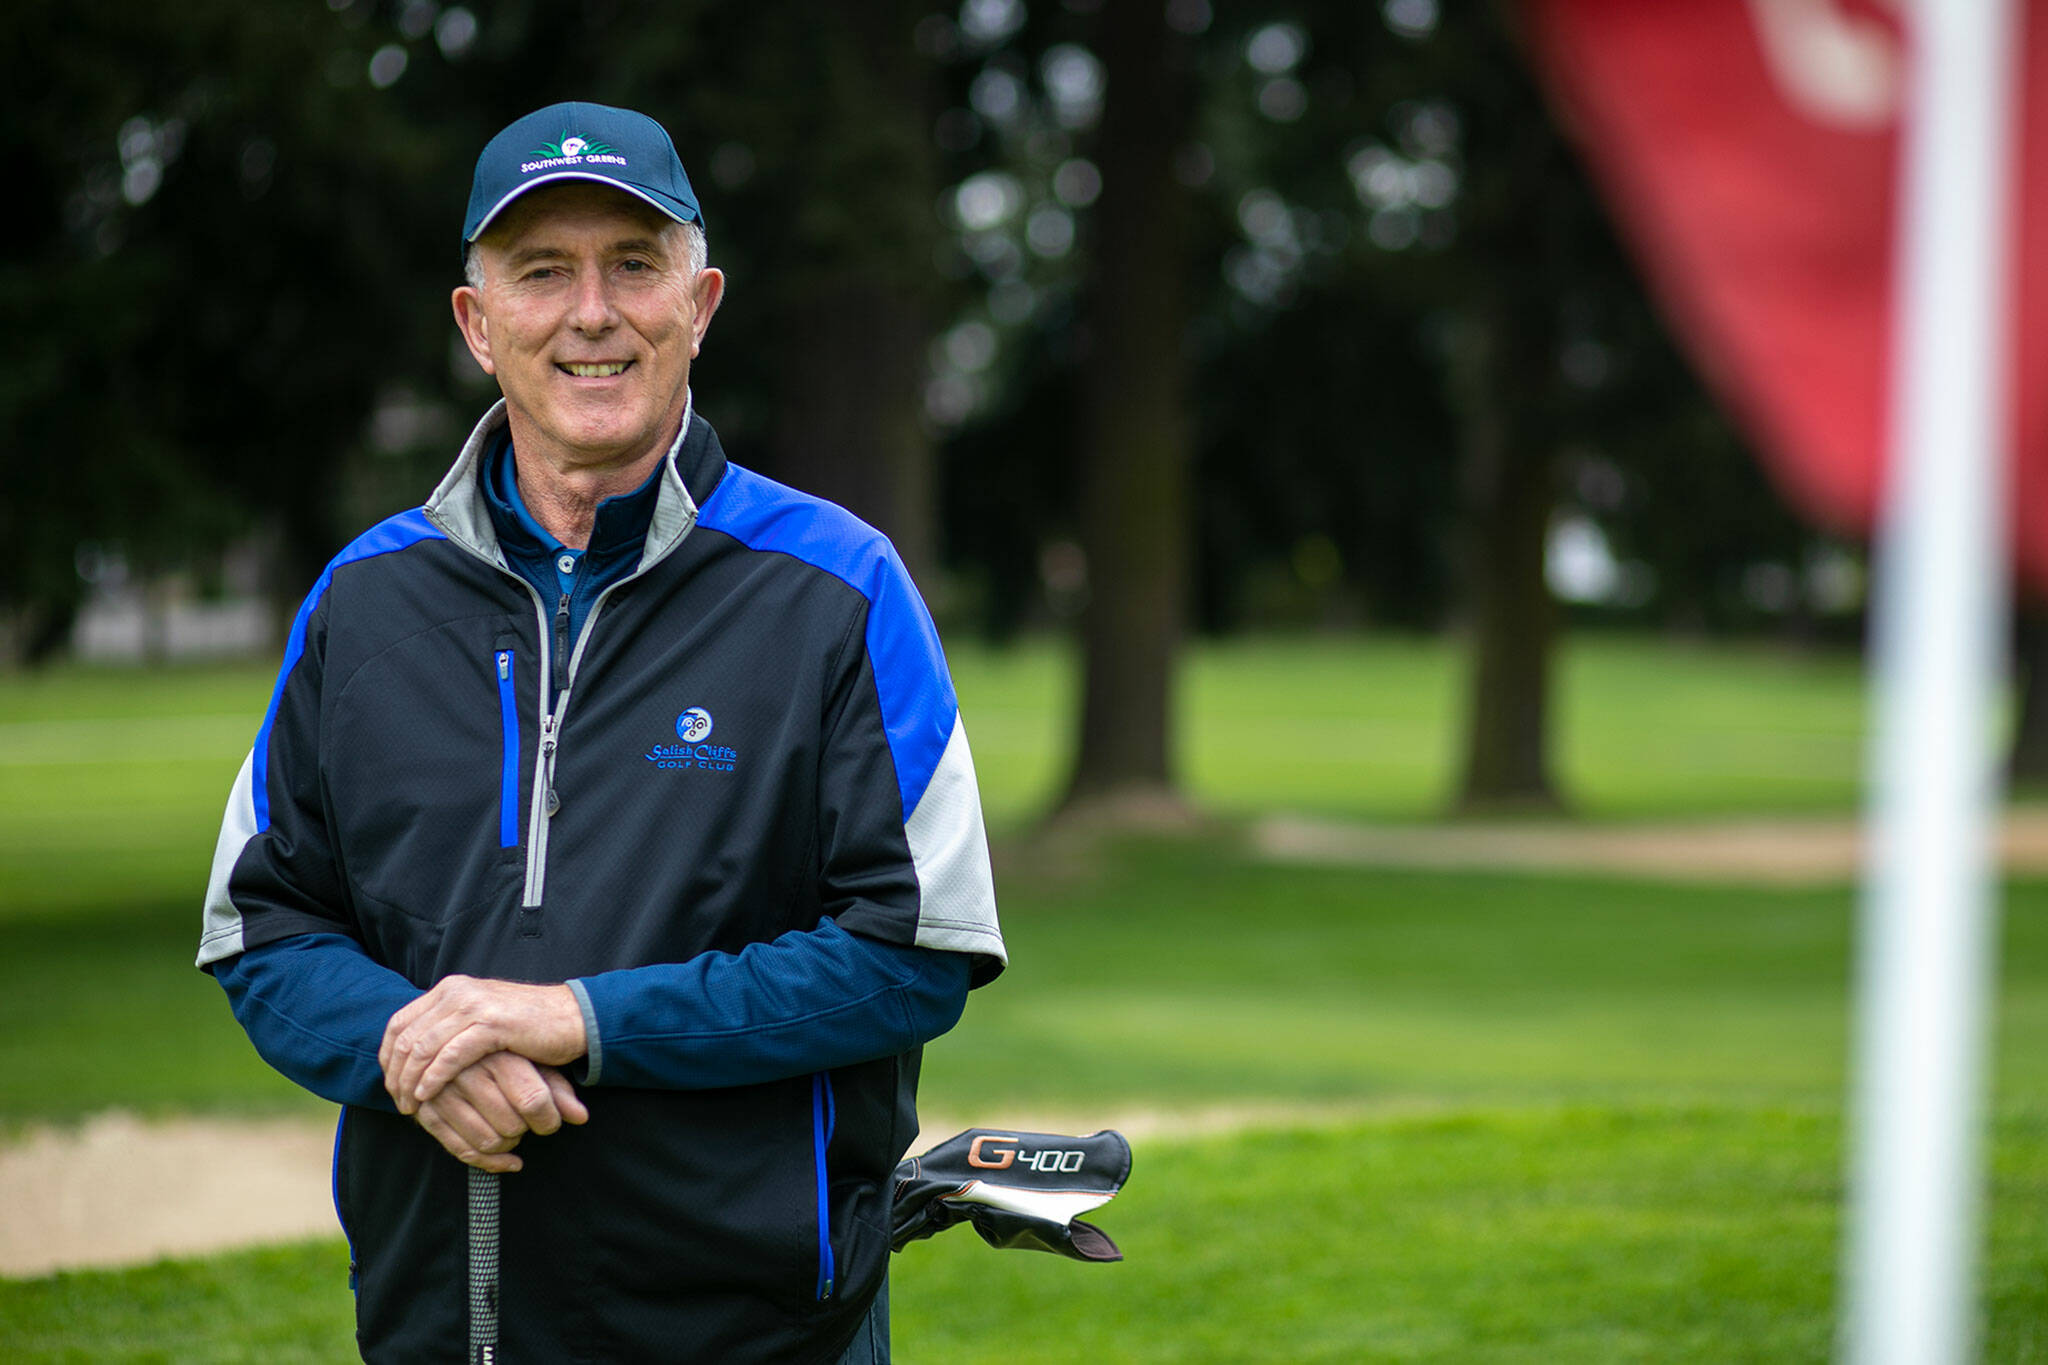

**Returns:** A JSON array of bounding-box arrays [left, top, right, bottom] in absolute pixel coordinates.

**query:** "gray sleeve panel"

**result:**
[[196, 750, 259, 968], [566, 977, 603, 1085], [906, 714, 1006, 973]]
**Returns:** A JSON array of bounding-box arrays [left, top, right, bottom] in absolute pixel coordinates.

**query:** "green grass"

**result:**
[[0, 634, 1872, 926], [8, 1107, 2048, 1363], [5, 638, 2036, 1361], [7, 841, 2048, 1359], [0, 1242, 356, 1363]]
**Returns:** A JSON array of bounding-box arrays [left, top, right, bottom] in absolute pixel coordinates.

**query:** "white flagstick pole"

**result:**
[[1843, 1, 2017, 1362]]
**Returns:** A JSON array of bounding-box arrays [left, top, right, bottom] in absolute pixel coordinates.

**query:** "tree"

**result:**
[[6, 0, 972, 667], [644, 4, 951, 587], [1438, 12, 1583, 812], [2011, 603, 2048, 785], [1059, 1, 1198, 814], [3, 0, 449, 658]]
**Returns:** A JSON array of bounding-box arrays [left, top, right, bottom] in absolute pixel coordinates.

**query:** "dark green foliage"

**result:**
[[3, 1, 452, 640], [7, 1, 1839, 660]]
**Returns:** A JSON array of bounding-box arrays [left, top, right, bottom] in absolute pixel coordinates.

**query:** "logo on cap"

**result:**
[[521, 133, 628, 175]]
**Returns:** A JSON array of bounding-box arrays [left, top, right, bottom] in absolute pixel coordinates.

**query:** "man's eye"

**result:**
[[620, 259, 652, 273], [523, 267, 560, 281]]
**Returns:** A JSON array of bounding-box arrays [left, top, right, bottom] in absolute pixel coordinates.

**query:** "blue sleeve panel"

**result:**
[[696, 464, 957, 822], [572, 918, 971, 1090], [211, 933, 423, 1111]]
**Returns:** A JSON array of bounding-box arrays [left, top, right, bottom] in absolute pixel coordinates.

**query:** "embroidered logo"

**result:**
[[520, 133, 629, 175], [647, 707, 738, 773]]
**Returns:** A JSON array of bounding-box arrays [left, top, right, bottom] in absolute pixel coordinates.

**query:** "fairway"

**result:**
[[4, 640, 2043, 1361], [0, 634, 1873, 923]]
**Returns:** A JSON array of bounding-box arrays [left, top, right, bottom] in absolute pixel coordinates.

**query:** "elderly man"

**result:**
[[198, 101, 1004, 1364]]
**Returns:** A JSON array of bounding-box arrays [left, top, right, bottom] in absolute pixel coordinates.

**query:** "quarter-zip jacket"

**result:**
[[198, 401, 1005, 1364], [481, 422, 656, 694]]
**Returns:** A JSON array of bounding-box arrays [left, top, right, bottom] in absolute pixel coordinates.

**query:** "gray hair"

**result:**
[[462, 219, 709, 290]]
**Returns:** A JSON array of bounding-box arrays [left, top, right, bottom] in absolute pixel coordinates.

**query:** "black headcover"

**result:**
[[890, 1128, 1131, 1263]]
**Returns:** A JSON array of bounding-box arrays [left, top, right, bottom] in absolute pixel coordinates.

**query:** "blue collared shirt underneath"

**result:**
[[481, 427, 666, 662]]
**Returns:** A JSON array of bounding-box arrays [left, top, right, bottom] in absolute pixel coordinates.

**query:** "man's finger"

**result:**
[[539, 1065, 591, 1126], [409, 1023, 498, 1106], [383, 996, 465, 1108], [479, 1054, 563, 1136], [387, 983, 509, 1104], [377, 981, 458, 1071], [432, 1090, 516, 1154], [386, 1018, 472, 1114], [385, 1031, 424, 1114], [390, 1007, 485, 1104], [448, 1063, 532, 1141], [415, 1094, 524, 1173]]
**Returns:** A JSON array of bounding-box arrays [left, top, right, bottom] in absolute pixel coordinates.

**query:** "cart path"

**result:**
[[0, 1111, 338, 1279], [1252, 806, 2048, 884]]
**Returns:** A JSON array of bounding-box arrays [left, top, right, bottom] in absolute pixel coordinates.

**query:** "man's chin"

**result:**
[[506, 408, 666, 472]]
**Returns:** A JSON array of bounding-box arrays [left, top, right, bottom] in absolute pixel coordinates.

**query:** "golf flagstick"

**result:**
[[469, 1167, 499, 1365], [1843, 3, 2016, 1363]]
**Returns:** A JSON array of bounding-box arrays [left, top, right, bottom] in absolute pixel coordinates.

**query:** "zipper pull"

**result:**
[[540, 713, 561, 816], [497, 650, 510, 680], [553, 593, 571, 694]]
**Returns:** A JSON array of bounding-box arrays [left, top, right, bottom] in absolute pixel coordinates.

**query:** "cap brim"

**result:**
[[466, 171, 697, 243]]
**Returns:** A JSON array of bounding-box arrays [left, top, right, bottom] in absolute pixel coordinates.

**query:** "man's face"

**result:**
[[451, 183, 722, 474]]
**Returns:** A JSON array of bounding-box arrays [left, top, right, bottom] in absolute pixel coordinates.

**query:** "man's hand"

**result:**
[[380, 975, 586, 1114], [412, 1052, 590, 1173]]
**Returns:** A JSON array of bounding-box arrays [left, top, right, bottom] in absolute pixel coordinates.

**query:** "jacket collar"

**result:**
[[424, 397, 728, 577]]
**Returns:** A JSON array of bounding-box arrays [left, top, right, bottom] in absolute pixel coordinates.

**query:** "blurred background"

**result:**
[[4, 1, 2048, 1361]]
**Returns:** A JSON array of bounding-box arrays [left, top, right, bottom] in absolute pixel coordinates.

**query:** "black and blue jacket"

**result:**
[[197, 399, 1006, 1363]]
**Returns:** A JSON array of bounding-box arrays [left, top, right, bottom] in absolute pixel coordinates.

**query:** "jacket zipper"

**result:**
[[552, 592, 570, 696], [517, 581, 557, 908], [518, 577, 641, 909], [332, 1110, 357, 1294], [812, 1072, 837, 1301], [495, 650, 519, 850]]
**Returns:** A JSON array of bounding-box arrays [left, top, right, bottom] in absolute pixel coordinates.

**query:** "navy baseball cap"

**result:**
[[461, 101, 702, 255]]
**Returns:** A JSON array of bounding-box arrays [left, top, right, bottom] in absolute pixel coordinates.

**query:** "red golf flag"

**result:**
[[1519, 0, 2048, 586]]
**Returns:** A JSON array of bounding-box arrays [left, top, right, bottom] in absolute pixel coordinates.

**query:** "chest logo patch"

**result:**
[[648, 706, 739, 773]]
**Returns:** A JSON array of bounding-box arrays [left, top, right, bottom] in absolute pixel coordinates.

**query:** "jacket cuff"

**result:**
[[567, 977, 603, 1085]]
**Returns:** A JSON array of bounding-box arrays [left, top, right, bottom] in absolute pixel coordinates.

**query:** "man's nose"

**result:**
[[568, 269, 619, 332]]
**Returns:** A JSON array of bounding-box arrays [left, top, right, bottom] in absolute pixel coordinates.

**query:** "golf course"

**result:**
[[4, 635, 2046, 1362]]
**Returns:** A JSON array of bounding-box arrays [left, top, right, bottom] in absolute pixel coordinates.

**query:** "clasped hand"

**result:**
[[378, 975, 591, 1172]]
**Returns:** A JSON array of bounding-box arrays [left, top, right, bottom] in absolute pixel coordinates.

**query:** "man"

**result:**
[[197, 101, 1005, 1364]]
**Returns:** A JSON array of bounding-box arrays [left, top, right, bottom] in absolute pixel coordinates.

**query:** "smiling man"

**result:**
[[197, 102, 1004, 1364]]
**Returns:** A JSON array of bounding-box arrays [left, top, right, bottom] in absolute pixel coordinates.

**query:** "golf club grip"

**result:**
[[469, 1166, 500, 1365]]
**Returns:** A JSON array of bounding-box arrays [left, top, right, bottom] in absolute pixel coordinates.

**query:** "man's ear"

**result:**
[[451, 285, 497, 376], [688, 268, 726, 358]]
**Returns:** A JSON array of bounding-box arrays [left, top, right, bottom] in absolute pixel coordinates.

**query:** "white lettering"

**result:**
[[1014, 1149, 1084, 1173], [1745, 0, 1903, 128]]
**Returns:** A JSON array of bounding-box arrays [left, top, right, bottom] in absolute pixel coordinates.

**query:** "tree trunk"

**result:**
[[1450, 9, 1576, 815], [771, 287, 936, 587], [1058, 2, 1195, 816], [2011, 602, 2048, 784], [764, 4, 940, 590], [1452, 313, 1566, 814]]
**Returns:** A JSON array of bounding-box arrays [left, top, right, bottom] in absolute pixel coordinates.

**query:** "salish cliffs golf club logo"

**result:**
[[520, 133, 629, 175], [647, 706, 739, 773]]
